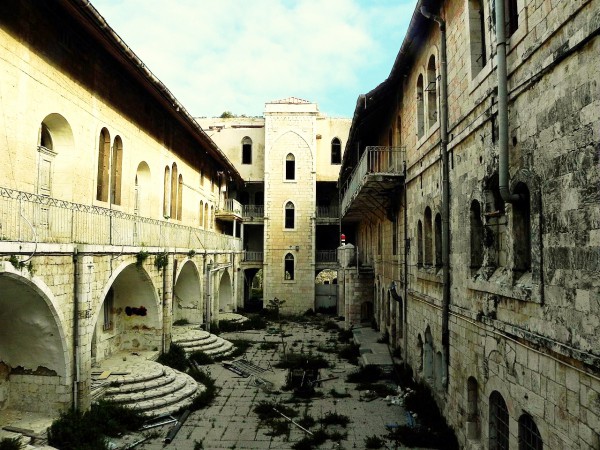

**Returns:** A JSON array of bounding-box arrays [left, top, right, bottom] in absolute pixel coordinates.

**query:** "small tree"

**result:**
[[219, 111, 235, 118], [267, 297, 286, 320]]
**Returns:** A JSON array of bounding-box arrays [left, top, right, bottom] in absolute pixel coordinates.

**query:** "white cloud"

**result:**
[[92, 0, 416, 117]]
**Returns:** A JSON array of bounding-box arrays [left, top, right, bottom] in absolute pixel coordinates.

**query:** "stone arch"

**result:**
[[466, 376, 480, 439], [174, 260, 202, 324], [91, 262, 161, 363], [218, 269, 234, 312], [0, 265, 70, 414], [39, 113, 75, 199]]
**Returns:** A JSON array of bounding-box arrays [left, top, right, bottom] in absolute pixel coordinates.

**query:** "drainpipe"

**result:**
[[72, 248, 79, 410], [495, 0, 520, 204], [420, 5, 450, 388], [205, 261, 212, 332], [403, 168, 409, 363]]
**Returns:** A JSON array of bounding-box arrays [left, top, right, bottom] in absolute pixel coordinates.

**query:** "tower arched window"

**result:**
[[331, 137, 341, 164], [513, 182, 531, 276], [242, 136, 252, 164], [177, 174, 183, 220], [284, 253, 295, 280], [285, 153, 295, 180], [285, 201, 295, 229], [434, 213, 442, 268], [427, 55, 438, 128], [417, 220, 424, 267], [199, 201, 204, 227], [470, 200, 484, 273]]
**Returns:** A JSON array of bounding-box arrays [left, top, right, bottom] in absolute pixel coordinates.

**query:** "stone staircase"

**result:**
[[171, 325, 235, 358], [94, 355, 203, 418]]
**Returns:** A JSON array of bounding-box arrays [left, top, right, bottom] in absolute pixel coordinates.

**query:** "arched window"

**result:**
[[489, 391, 510, 450], [434, 213, 442, 268], [331, 137, 342, 164], [417, 334, 424, 371], [204, 203, 209, 228], [470, 200, 484, 273], [284, 253, 294, 280], [513, 183, 531, 276], [40, 123, 53, 151], [285, 153, 295, 180], [163, 166, 170, 217], [199, 201, 204, 227], [466, 377, 480, 439], [285, 201, 295, 229], [468, 0, 487, 76], [377, 223, 382, 255], [170, 163, 178, 219], [435, 351, 443, 390], [427, 55, 438, 128], [177, 174, 183, 220], [518, 413, 543, 450], [111, 136, 123, 205], [424, 327, 433, 381], [96, 128, 110, 202], [210, 205, 214, 229], [424, 207, 433, 266], [242, 136, 252, 164], [485, 174, 507, 268], [417, 220, 424, 267], [417, 74, 425, 138]]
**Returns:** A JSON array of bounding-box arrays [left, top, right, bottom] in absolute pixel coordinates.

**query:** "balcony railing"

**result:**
[[0, 187, 242, 251], [340, 146, 405, 218], [242, 205, 264, 218], [217, 198, 243, 217], [316, 250, 337, 263], [243, 251, 263, 262], [316, 206, 339, 219]]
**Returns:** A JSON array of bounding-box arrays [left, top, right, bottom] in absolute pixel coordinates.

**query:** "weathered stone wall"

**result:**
[[342, 0, 600, 448]]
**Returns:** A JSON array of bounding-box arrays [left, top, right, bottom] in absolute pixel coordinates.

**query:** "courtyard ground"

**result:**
[[113, 318, 415, 450]]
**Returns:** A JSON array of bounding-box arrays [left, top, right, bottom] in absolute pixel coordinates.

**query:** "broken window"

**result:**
[[417, 74, 425, 138], [424, 207, 433, 266], [512, 182, 531, 276], [506, 0, 519, 37], [470, 200, 484, 273], [242, 136, 252, 164], [285, 201, 295, 229], [427, 55, 438, 128], [285, 153, 296, 180], [489, 391, 510, 450], [434, 213, 442, 268], [518, 413, 543, 450], [284, 253, 294, 280], [331, 137, 342, 164]]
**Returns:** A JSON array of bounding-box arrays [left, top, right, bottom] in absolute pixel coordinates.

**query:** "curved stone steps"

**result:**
[[106, 370, 187, 403], [172, 325, 236, 358], [124, 379, 203, 416], [105, 368, 176, 395]]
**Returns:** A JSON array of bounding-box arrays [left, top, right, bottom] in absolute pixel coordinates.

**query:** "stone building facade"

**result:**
[[339, 0, 600, 448], [198, 101, 351, 314], [0, 0, 243, 416]]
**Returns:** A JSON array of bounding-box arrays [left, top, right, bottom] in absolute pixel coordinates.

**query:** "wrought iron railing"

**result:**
[[316, 206, 339, 219], [316, 250, 337, 263], [340, 146, 405, 217], [242, 205, 264, 218], [243, 251, 263, 262], [0, 186, 242, 251]]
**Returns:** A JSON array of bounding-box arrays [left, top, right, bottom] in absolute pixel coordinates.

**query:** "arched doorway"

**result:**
[[174, 260, 202, 324], [361, 301, 374, 323], [0, 272, 69, 414], [424, 326, 434, 382], [243, 268, 263, 311], [218, 270, 234, 312], [92, 264, 160, 363], [134, 162, 151, 217], [315, 269, 338, 313]]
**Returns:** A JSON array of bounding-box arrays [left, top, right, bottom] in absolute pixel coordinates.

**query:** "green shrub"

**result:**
[[337, 329, 353, 343], [189, 351, 214, 365], [275, 352, 330, 370], [346, 365, 383, 383], [337, 343, 360, 364], [157, 343, 188, 372], [188, 366, 218, 411], [0, 438, 23, 450], [364, 434, 385, 449], [297, 414, 316, 429], [319, 412, 350, 428], [322, 320, 340, 332], [220, 339, 253, 360]]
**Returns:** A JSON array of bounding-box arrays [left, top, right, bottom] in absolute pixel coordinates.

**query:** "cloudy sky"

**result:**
[[91, 0, 417, 118]]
